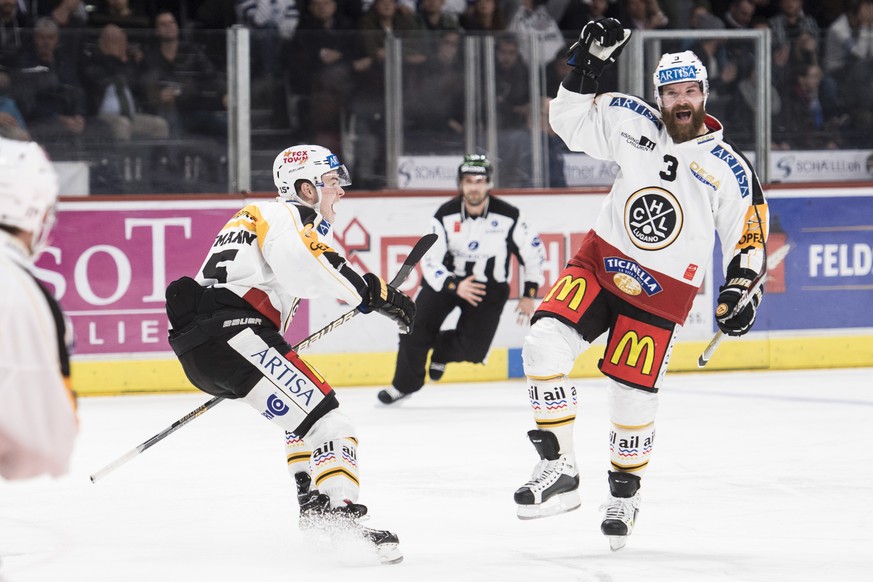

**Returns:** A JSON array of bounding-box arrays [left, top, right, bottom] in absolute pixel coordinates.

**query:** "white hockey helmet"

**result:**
[[272, 144, 351, 209], [0, 137, 59, 255], [653, 51, 709, 108]]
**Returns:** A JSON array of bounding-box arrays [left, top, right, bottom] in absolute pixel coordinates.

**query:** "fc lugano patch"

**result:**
[[535, 265, 600, 325], [599, 314, 673, 390]]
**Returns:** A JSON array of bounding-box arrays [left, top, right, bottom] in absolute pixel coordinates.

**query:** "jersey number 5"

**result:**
[[659, 155, 678, 182], [202, 250, 239, 284]]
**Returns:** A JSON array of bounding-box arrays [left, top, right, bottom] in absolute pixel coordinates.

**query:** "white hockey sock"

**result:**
[[528, 375, 577, 455], [285, 431, 311, 477], [609, 421, 655, 475], [310, 437, 360, 507]]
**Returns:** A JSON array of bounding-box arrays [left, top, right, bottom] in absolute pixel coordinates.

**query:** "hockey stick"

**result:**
[[90, 233, 437, 483], [697, 242, 791, 368]]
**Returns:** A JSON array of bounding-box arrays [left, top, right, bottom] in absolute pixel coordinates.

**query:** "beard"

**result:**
[[662, 102, 707, 143]]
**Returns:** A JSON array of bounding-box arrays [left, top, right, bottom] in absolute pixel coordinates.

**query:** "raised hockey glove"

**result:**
[[715, 275, 763, 337], [566, 18, 631, 80], [360, 273, 416, 334]]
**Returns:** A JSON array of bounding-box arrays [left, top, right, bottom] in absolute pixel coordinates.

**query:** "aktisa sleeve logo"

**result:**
[[624, 187, 683, 250]]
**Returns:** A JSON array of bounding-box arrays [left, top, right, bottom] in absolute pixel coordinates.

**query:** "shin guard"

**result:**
[[527, 375, 578, 454], [310, 437, 360, 507]]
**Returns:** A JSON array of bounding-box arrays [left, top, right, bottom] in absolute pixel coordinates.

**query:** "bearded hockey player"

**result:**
[[513, 19, 768, 551], [164, 145, 415, 564]]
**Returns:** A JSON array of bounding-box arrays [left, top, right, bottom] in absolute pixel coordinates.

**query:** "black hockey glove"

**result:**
[[566, 18, 631, 80], [360, 273, 416, 334], [715, 262, 764, 337]]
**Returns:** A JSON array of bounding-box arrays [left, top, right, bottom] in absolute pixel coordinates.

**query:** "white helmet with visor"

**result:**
[[272, 145, 351, 209], [652, 51, 709, 108], [0, 137, 59, 256]]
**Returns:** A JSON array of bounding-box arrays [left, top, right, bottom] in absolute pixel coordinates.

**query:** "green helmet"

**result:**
[[458, 154, 493, 182]]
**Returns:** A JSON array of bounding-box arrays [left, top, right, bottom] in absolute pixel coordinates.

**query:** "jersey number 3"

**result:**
[[659, 154, 678, 182]]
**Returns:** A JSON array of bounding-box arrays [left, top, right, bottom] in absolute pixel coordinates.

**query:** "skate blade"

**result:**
[[376, 543, 403, 565], [607, 536, 628, 551], [516, 490, 581, 520]]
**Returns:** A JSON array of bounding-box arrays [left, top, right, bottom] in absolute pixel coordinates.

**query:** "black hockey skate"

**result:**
[[514, 430, 580, 520], [377, 387, 411, 405], [298, 489, 402, 564], [600, 471, 641, 551], [428, 360, 446, 381], [294, 472, 312, 511]]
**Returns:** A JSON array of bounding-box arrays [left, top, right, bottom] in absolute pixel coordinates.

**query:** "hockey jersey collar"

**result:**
[[461, 195, 490, 220]]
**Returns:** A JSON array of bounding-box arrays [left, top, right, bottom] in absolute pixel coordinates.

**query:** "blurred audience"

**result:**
[[80, 23, 169, 141]]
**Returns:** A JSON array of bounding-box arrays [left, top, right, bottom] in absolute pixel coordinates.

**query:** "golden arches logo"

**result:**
[[544, 275, 587, 310], [610, 331, 655, 374]]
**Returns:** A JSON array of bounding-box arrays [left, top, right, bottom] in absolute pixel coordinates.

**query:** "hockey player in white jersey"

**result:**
[[164, 145, 415, 564], [0, 137, 77, 481], [513, 20, 768, 551]]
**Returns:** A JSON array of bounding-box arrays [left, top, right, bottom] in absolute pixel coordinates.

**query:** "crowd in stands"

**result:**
[[0, 0, 870, 191]]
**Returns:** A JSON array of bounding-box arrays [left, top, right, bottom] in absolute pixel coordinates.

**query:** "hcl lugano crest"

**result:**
[[623, 187, 683, 250]]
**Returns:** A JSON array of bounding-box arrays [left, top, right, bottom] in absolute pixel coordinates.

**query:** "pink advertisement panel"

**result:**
[[34, 200, 309, 356]]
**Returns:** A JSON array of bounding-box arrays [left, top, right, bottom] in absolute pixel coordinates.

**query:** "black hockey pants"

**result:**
[[391, 281, 509, 394]]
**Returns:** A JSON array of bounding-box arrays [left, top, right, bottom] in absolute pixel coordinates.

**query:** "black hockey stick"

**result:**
[[90, 233, 437, 483]]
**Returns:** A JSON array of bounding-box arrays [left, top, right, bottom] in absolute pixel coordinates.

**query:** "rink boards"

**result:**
[[41, 186, 873, 396]]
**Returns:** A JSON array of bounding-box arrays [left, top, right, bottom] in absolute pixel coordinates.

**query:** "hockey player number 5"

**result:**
[[659, 155, 678, 182], [202, 249, 239, 284]]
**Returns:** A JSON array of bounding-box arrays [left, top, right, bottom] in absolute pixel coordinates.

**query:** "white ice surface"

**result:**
[[2, 368, 872, 582]]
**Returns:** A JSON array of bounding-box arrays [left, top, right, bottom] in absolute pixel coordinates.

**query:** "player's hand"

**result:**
[[360, 273, 416, 333], [715, 281, 762, 337], [567, 18, 631, 79], [516, 296, 536, 326], [454, 275, 487, 307]]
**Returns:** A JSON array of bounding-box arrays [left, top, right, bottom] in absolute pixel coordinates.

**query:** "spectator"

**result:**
[[494, 33, 532, 187], [0, 0, 31, 67], [353, 0, 424, 188], [778, 62, 845, 149], [47, 0, 88, 67], [80, 24, 169, 141], [416, 0, 459, 30], [722, 0, 755, 29], [507, 0, 566, 68], [403, 29, 465, 153], [286, 0, 357, 152], [688, 9, 738, 121], [88, 0, 151, 29], [0, 67, 29, 140], [141, 11, 227, 138], [823, 0, 873, 82], [12, 16, 87, 148], [619, 0, 669, 30], [459, 0, 507, 32], [558, 0, 614, 46], [768, 0, 820, 55]]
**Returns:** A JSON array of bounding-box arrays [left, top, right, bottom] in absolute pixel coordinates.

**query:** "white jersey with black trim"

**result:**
[[195, 199, 364, 333], [0, 231, 78, 479], [549, 86, 768, 324], [423, 195, 546, 295]]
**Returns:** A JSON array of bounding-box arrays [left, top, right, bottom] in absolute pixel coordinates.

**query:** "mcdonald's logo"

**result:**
[[544, 275, 587, 311], [610, 331, 655, 375]]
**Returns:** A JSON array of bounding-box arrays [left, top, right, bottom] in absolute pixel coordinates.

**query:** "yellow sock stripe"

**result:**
[[611, 460, 649, 472], [286, 453, 311, 465], [527, 374, 564, 381], [535, 414, 576, 428], [611, 421, 654, 430], [314, 467, 360, 487]]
